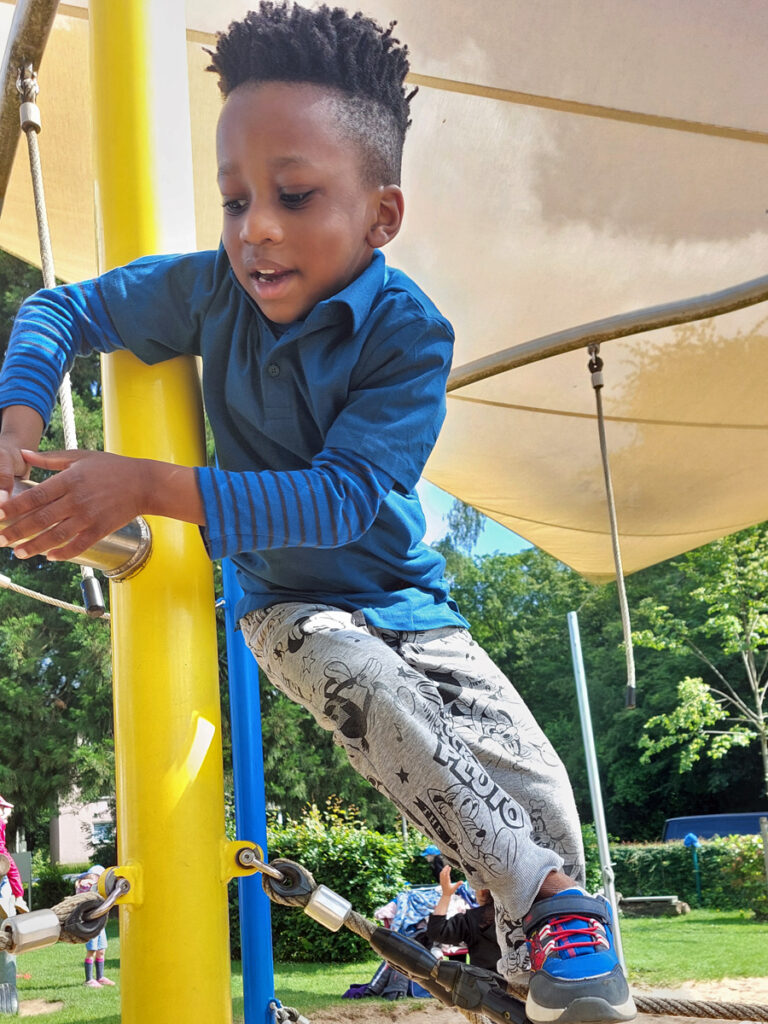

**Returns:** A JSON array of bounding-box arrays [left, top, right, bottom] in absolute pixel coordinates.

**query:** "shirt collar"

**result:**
[[304, 249, 386, 334]]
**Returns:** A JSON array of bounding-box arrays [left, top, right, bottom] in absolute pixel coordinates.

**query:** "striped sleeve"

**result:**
[[0, 280, 127, 426], [195, 447, 394, 559]]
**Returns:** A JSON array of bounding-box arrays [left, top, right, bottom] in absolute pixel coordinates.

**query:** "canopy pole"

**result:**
[[0, 0, 58, 215]]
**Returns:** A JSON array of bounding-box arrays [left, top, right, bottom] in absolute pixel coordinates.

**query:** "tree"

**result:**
[[633, 523, 768, 798], [445, 498, 485, 554]]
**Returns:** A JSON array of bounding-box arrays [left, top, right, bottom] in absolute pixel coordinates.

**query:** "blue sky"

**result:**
[[416, 479, 531, 556]]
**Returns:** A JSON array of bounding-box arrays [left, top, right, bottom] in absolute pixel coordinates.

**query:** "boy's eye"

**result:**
[[222, 198, 247, 214], [280, 191, 313, 208]]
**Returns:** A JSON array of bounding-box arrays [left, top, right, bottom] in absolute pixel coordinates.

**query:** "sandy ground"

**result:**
[[17, 978, 768, 1020], [308, 978, 768, 1024]]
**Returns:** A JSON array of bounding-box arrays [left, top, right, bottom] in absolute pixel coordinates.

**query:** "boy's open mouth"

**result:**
[[252, 269, 291, 283], [249, 267, 295, 298]]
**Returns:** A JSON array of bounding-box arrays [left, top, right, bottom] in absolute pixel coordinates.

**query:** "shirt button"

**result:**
[[267, 363, 280, 378]]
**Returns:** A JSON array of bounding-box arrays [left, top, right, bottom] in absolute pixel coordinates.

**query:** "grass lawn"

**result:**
[[11, 910, 768, 1021], [621, 909, 768, 987]]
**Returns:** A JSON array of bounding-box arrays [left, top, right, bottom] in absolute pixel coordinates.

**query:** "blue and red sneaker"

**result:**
[[523, 889, 636, 1024]]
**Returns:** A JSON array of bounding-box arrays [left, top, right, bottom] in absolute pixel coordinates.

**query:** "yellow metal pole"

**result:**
[[88, 3, 232, 1022]]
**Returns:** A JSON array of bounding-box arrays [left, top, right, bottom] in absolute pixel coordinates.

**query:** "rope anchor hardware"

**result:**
[[85, 875, 130, 922]]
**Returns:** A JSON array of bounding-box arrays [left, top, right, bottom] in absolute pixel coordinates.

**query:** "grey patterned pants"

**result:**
[[241, 602, 585, 977]]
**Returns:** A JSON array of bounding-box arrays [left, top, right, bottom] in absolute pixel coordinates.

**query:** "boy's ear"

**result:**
[[367, 185, 404, 249]]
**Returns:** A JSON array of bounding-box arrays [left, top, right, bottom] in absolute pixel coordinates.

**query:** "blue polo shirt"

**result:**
[[0, 247, 467, 631]]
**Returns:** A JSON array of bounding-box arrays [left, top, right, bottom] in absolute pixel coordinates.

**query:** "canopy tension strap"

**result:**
[[588, 343, 636, 709], [16, 63, 105, 618]]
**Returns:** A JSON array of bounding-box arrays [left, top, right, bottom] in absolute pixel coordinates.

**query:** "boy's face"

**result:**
[[216, 82, 402, 324]]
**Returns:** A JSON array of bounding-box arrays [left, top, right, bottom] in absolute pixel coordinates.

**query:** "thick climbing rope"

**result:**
[[588, 343, 637, 709], [0, 891, 107, 954], [508, 978, 768, 1023], [261, 857, 768, 1024]]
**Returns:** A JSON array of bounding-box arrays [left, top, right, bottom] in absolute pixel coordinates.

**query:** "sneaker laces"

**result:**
[[536, 913, 610, 960]]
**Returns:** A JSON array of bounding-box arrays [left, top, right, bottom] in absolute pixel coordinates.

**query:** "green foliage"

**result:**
[[580, 822, 604, 893], [31, 854, 80, 909], [640, 676, 753, 770], [633, 523, 768, 797], [262, 802, 415, 963], [612, 835, 767, 912]]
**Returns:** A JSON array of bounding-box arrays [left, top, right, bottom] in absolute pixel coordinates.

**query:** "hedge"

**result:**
[[610, 835, 768, 916], [229, 802, 429, 962], [228, 807, 602, 962]]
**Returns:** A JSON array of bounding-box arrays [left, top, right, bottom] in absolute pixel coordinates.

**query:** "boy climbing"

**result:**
[[0, 5, 634, 1022]]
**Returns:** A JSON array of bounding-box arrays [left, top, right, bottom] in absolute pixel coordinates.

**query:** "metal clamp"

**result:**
[[303, 885, 351, 932]]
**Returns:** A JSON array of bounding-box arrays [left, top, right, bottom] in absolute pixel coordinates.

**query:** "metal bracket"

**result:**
[[222, 840, 268, 882], [98, 864, 142, 909]]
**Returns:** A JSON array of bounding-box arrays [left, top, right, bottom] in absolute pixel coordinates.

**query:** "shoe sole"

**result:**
[[526, 994, 637, 1024]]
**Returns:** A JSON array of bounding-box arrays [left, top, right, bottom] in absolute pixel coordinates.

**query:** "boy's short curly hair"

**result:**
[[206, 1, 417, 186]]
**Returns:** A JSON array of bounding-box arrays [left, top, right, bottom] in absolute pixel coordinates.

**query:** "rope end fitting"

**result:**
[[16, 64, 41, 132], [81, 575, 106, 617], [19, 102, 41, 133], [587, 343, 604, 390]]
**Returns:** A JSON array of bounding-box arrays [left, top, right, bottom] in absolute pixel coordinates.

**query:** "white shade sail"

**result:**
[[0, 0, 766, 581]]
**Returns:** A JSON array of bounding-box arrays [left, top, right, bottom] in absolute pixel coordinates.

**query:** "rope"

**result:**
[[17, 64, 99, 601], [0, 891, 103, 952], [588, 344, 637, 708], [0, 573, 109, 619], [508, 976, 768, 1021], [271, 1006, 311, 1024], [262, 858, 768, 1022]]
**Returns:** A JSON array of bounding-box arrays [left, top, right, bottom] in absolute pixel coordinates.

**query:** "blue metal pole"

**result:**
[[222, 558, 275, 1024]]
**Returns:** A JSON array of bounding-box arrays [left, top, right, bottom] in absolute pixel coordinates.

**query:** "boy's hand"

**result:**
[[0, 438, 30, 501], [0, 449, 148, 561]]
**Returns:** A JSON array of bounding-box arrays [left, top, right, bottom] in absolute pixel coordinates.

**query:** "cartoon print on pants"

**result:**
[[429, 783, 518, 879], [322, 657, 395, 753]]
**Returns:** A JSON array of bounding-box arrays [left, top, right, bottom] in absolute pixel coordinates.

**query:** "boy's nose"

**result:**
[[240, 204, 284, 245]]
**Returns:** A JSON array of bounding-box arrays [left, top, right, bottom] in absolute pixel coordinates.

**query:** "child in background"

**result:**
[[427, 864, 501, 973], [0, 797, 26, 914], [74, 866, 115, 989], [0, 5, 634, 1021]]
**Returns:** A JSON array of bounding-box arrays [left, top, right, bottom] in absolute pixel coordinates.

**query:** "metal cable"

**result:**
[[0, 572, 107, 618], [18, 65, 96, 592], [588, 345, 637, 708]]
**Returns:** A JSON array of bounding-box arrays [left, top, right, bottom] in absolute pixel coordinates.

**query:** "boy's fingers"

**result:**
[[21, 448, 79, 468], [0, 473, 70, 531], [7, 516, 81, 559]]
